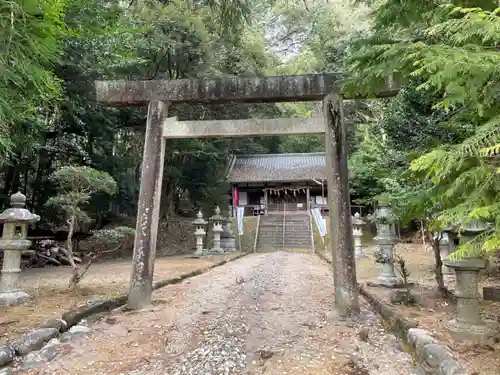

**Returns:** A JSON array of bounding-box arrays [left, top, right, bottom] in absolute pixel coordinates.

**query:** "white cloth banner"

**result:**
[[236, 206, 245, 236], [311, 208, 327, 237]]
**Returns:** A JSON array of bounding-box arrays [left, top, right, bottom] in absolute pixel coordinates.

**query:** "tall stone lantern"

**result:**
[[220, 216, 236, 252], [352, 212, 367, 259], [440, 227, 457, 275], [373, 201, 398, 286], [443, 220, 497, 343], [0, 192, 40, 305], [192, 211, 207, 256], [210, 206, 224, 253]]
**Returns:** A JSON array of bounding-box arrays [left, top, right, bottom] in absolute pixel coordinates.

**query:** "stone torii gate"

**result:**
[[95, 73, 383, 316]]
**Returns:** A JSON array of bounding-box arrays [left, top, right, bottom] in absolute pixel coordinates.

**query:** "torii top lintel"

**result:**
[[95, 73, 346, 106]]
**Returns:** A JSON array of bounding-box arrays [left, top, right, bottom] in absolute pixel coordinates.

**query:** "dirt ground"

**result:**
[[17, 252, 417, 375], [0, 253, 242, 344], [320, 242, 500, 375]]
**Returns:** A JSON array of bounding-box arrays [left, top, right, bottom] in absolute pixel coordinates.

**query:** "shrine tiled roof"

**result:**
[[227, 153, 326, 183]]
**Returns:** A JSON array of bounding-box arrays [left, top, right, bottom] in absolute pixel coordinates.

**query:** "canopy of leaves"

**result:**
[[347, 1, 500, 258], [46, 166, 117, 221]]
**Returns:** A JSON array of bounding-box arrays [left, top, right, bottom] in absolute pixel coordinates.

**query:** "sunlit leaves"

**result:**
[[0, 0, 67, 156], [347, 2, 500, 257]]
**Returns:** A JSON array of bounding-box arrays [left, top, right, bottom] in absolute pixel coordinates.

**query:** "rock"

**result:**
[[236, 276, 245, 284], [357, 327, 369, 342], [21, 338, 61, 369], [37, 318, 66, 331], [0, 292, 30, 306], [77, 319, 89, 327], [68, 325, 91, 334], [61, 296, 127, 328], [0, 367, 12, 375], [59, 332, 72, 343], [85, 295, 106, 305], [0, 346, 14, 367], [407, 328, 437, 353], [85, 312, 108, 324], [439, 358, 469, 375], [11, 328, 59, 356], [105, 316, 118, 325], [257, 349, 274, 360], [421, 343, 454, 369], [390, 290, 415, 305]]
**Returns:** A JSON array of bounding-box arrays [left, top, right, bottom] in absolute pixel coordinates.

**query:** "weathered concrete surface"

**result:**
[[127, 100, 169, 309], [96, 74, 342, 105], [162, 117, 325, 138], [324, 93, 359, 317]]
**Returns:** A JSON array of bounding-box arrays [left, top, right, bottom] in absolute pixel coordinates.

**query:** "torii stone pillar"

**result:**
[[324, 93, 359, 316], [127, 101, 169, 309]]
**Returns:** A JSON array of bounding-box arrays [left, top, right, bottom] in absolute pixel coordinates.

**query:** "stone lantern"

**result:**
[[0, 192, 40, 305], [352, 212, 367, 259], [443, 220, 497, 343], [373, 201, 398, 286], [192, 210, 207, 256], [220, 216, 236, 252], [210, 206, 224, 253], [440, 227, 457, 275]]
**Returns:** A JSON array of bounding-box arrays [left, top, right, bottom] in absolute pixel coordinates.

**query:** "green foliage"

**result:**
[[46, 166, 117, 220], [347, 2, 500, 258], [0, 0, 67, 156], [91, 226, 136, 253]]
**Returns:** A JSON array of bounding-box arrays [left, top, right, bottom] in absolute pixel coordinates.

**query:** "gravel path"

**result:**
[[18, 252, 418, 375]]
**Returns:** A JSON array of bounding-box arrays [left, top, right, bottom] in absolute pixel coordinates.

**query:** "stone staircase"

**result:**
[[256, 213, 313, 252]]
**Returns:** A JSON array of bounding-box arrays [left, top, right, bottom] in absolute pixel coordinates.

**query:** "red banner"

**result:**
[[233, 186, 239, 206]]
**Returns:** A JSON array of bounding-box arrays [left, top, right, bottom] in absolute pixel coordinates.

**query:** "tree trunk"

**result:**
[[66, 215, 92, 289], [427, 230, 449, 298]]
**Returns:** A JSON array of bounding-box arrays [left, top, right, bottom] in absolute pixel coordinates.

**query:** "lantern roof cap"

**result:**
[[0, 192, 40, 223]]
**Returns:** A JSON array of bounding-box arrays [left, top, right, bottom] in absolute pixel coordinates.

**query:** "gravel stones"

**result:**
[[18, 252, 421, 375]]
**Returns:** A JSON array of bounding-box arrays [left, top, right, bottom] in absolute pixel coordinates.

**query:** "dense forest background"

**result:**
[[1, 0, 499, 258]]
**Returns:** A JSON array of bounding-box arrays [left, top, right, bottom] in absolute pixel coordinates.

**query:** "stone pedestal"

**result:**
[[352, 212, 367, 259], [220, 221, 236, 252], [212, 226, 223, 252], [210, 207, 224, 253], [443, 258, 497, 343], [373, 202, 398, 286], [0, 192, 40, 306]]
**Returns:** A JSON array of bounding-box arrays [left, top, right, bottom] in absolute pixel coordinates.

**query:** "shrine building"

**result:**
[[227, 153, 328, 216]]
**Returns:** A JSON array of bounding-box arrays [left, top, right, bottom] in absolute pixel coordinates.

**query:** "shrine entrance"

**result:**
[[266, 186, 309, 214], [95, 73, 395, 315]]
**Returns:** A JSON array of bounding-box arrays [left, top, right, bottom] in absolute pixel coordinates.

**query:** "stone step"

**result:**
[[285, 233, 310, 237], [283, 241, 311, 245], [284, 237, 311, 242], [257, 213, 313, 251]]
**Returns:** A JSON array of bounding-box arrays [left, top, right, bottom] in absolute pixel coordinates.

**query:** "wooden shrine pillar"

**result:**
[[306, 186, 311, 211], [264, 188, 268, 216]]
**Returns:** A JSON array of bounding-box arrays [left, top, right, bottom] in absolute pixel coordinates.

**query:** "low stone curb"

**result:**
[[316, 251, 469, 375], [0, 251, 249, 368]]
